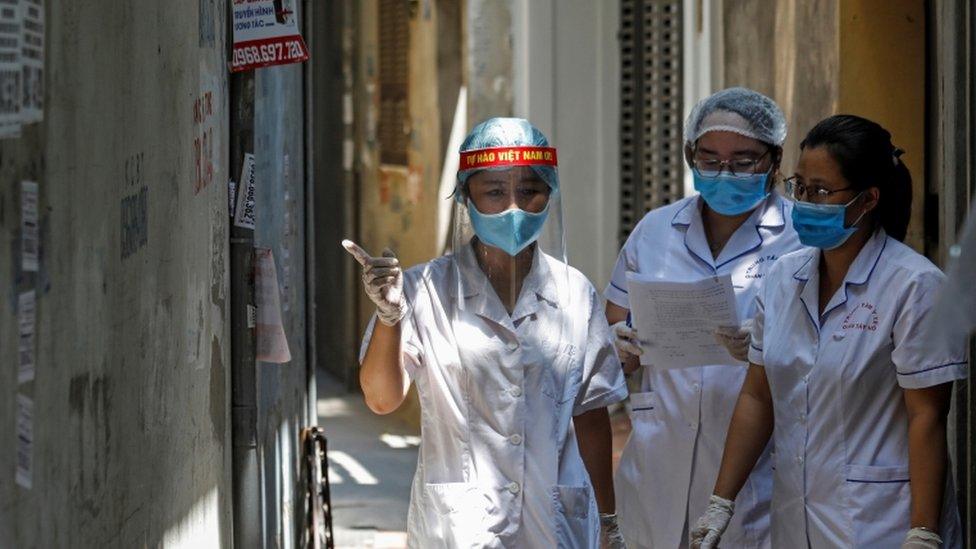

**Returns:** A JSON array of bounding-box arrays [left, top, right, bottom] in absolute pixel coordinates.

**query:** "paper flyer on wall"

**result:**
[[254, 247, 291, 363], [18, 289, 35, 384], [20, 0, 41, 123], [0, 0, 22, 138], [228, 180, 237, 218], [21, 180, 38, 271], [230, 0, 309, 72], [16, 394, 32, 489], [233, 153, 256, 229]]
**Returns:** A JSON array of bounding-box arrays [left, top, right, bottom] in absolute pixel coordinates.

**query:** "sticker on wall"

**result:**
[[228, 180, 237, 218], [254, 247, 291, 364], [230, 0, 309, 72], [16, 394, 32, 489], [20, 0, 42, 123], [0, 1, 22, 138], [17, 289, 35, 384], [233, 153, 256, 230], [21, 180, 38, 271]]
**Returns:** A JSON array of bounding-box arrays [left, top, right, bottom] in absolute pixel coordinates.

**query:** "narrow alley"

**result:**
[[0, 1, 974, 548]]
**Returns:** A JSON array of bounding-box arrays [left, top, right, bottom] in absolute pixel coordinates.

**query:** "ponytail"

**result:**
[[883, 153, 912, 241]]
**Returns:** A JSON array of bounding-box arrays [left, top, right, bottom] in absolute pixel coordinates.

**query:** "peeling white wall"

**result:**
[[512, 0, 620, 291]]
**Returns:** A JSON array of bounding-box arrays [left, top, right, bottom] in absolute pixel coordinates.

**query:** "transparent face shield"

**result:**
[[448, 146, 573, 357]]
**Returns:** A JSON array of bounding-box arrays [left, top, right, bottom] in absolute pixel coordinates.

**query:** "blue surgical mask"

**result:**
[[693, 172, 770, 216], [467, 201, 549, 256], [791, 193, 867, 250]]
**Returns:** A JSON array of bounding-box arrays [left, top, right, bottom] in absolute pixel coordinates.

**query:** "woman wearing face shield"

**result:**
[[605, 88, 803, 548], [344, 118, 629, 548], [690, 115, 966, 548]]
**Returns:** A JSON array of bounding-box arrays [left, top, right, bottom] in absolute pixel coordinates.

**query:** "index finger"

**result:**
[[341, 239, 371, 266]]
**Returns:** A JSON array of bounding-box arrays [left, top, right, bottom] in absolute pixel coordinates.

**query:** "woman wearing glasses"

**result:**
[[606, 87, 802, 548], [691, 115, 966, 548]]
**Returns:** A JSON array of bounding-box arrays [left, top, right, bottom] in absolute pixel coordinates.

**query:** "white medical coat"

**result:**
[[750, 229, 967, 547], [361, 244, 628, 548], [605, 194, 801, 548]]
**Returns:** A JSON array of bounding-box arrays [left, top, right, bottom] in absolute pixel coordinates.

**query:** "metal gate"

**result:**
[[619, 0, 684, 245]]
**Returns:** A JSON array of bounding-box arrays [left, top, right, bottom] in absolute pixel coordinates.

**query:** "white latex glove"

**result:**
[[611, 320, 643, 359], [714, 318, 754, 362], [901, 527, 942, 548], [690, 495, 734, 549], [342, 239, 408, 326], [599, 513, 626, 549]]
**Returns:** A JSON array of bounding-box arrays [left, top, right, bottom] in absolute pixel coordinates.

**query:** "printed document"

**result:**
[[626, 272, 740, 368]]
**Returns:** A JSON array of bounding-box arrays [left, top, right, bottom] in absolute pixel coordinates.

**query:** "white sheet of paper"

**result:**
[[0, 0, 21, 138], [233, 153, 256, 230], [16, 393, 32, 489], [254, 247, 291, 364], [20, 0, 42, 123], [21, 180, 38, 272], [17, 289, 35, 384], [627, 272, 739, 369]]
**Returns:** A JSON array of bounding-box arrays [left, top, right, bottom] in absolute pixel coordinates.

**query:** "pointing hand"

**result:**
[[342, 239, 408, 326]]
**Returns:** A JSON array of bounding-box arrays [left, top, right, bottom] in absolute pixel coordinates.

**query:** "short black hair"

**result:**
[[800, 114, 912, 241]]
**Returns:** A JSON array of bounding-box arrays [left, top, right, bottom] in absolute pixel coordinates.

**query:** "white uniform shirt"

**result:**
[[361, 244, 628, 548], [605, 194, 801, 548], [750, 229, 967, 547]]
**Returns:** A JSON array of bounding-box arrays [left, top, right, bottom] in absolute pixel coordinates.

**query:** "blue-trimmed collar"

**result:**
[[792, 250, 817, 281], [793, 229, 890, 329], [841, 228, 888, 287], [794, 228, 888, 284]]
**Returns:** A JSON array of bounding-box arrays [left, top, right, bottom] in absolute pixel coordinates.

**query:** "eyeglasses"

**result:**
[[691, 148, 772, 178], [784, 176, 855, 204]]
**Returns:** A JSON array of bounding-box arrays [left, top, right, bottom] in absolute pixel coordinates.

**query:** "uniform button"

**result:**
[[692, 383, 701, 392], [507, 341, 519, 351], [802, 374, 810, 383], [796, 455, 804, 464], [507, 482, 521, 494], [510, 387, 523, 398], [509, 434, 523, 445], [799, 413, 806, 423], [689, 421, 698, 430], [833, 332, 845, 341]]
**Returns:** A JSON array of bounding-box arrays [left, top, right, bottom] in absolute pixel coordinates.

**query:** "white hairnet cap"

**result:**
[[684, 87, 787, 147]]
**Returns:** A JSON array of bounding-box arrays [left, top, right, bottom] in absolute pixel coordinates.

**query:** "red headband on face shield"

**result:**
[[459, 146, 558, 171]]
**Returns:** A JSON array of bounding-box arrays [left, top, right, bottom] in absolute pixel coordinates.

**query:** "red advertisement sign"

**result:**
[[231, 0, 309, 72]]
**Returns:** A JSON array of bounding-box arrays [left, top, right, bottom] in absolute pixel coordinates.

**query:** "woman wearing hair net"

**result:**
[[605, 88, 803, 548], [344, 117, 629, 548]]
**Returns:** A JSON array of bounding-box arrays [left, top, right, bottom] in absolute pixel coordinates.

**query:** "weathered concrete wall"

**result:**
[[722, 0, 926, 250], [356, 0, 442, 272], [350, 0, 448, 423], [722, 0, 839, 178], [0, 1, 232, 547]]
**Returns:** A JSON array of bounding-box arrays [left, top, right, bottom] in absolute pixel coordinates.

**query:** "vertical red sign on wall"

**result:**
[[230, 0, 309, 72]]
